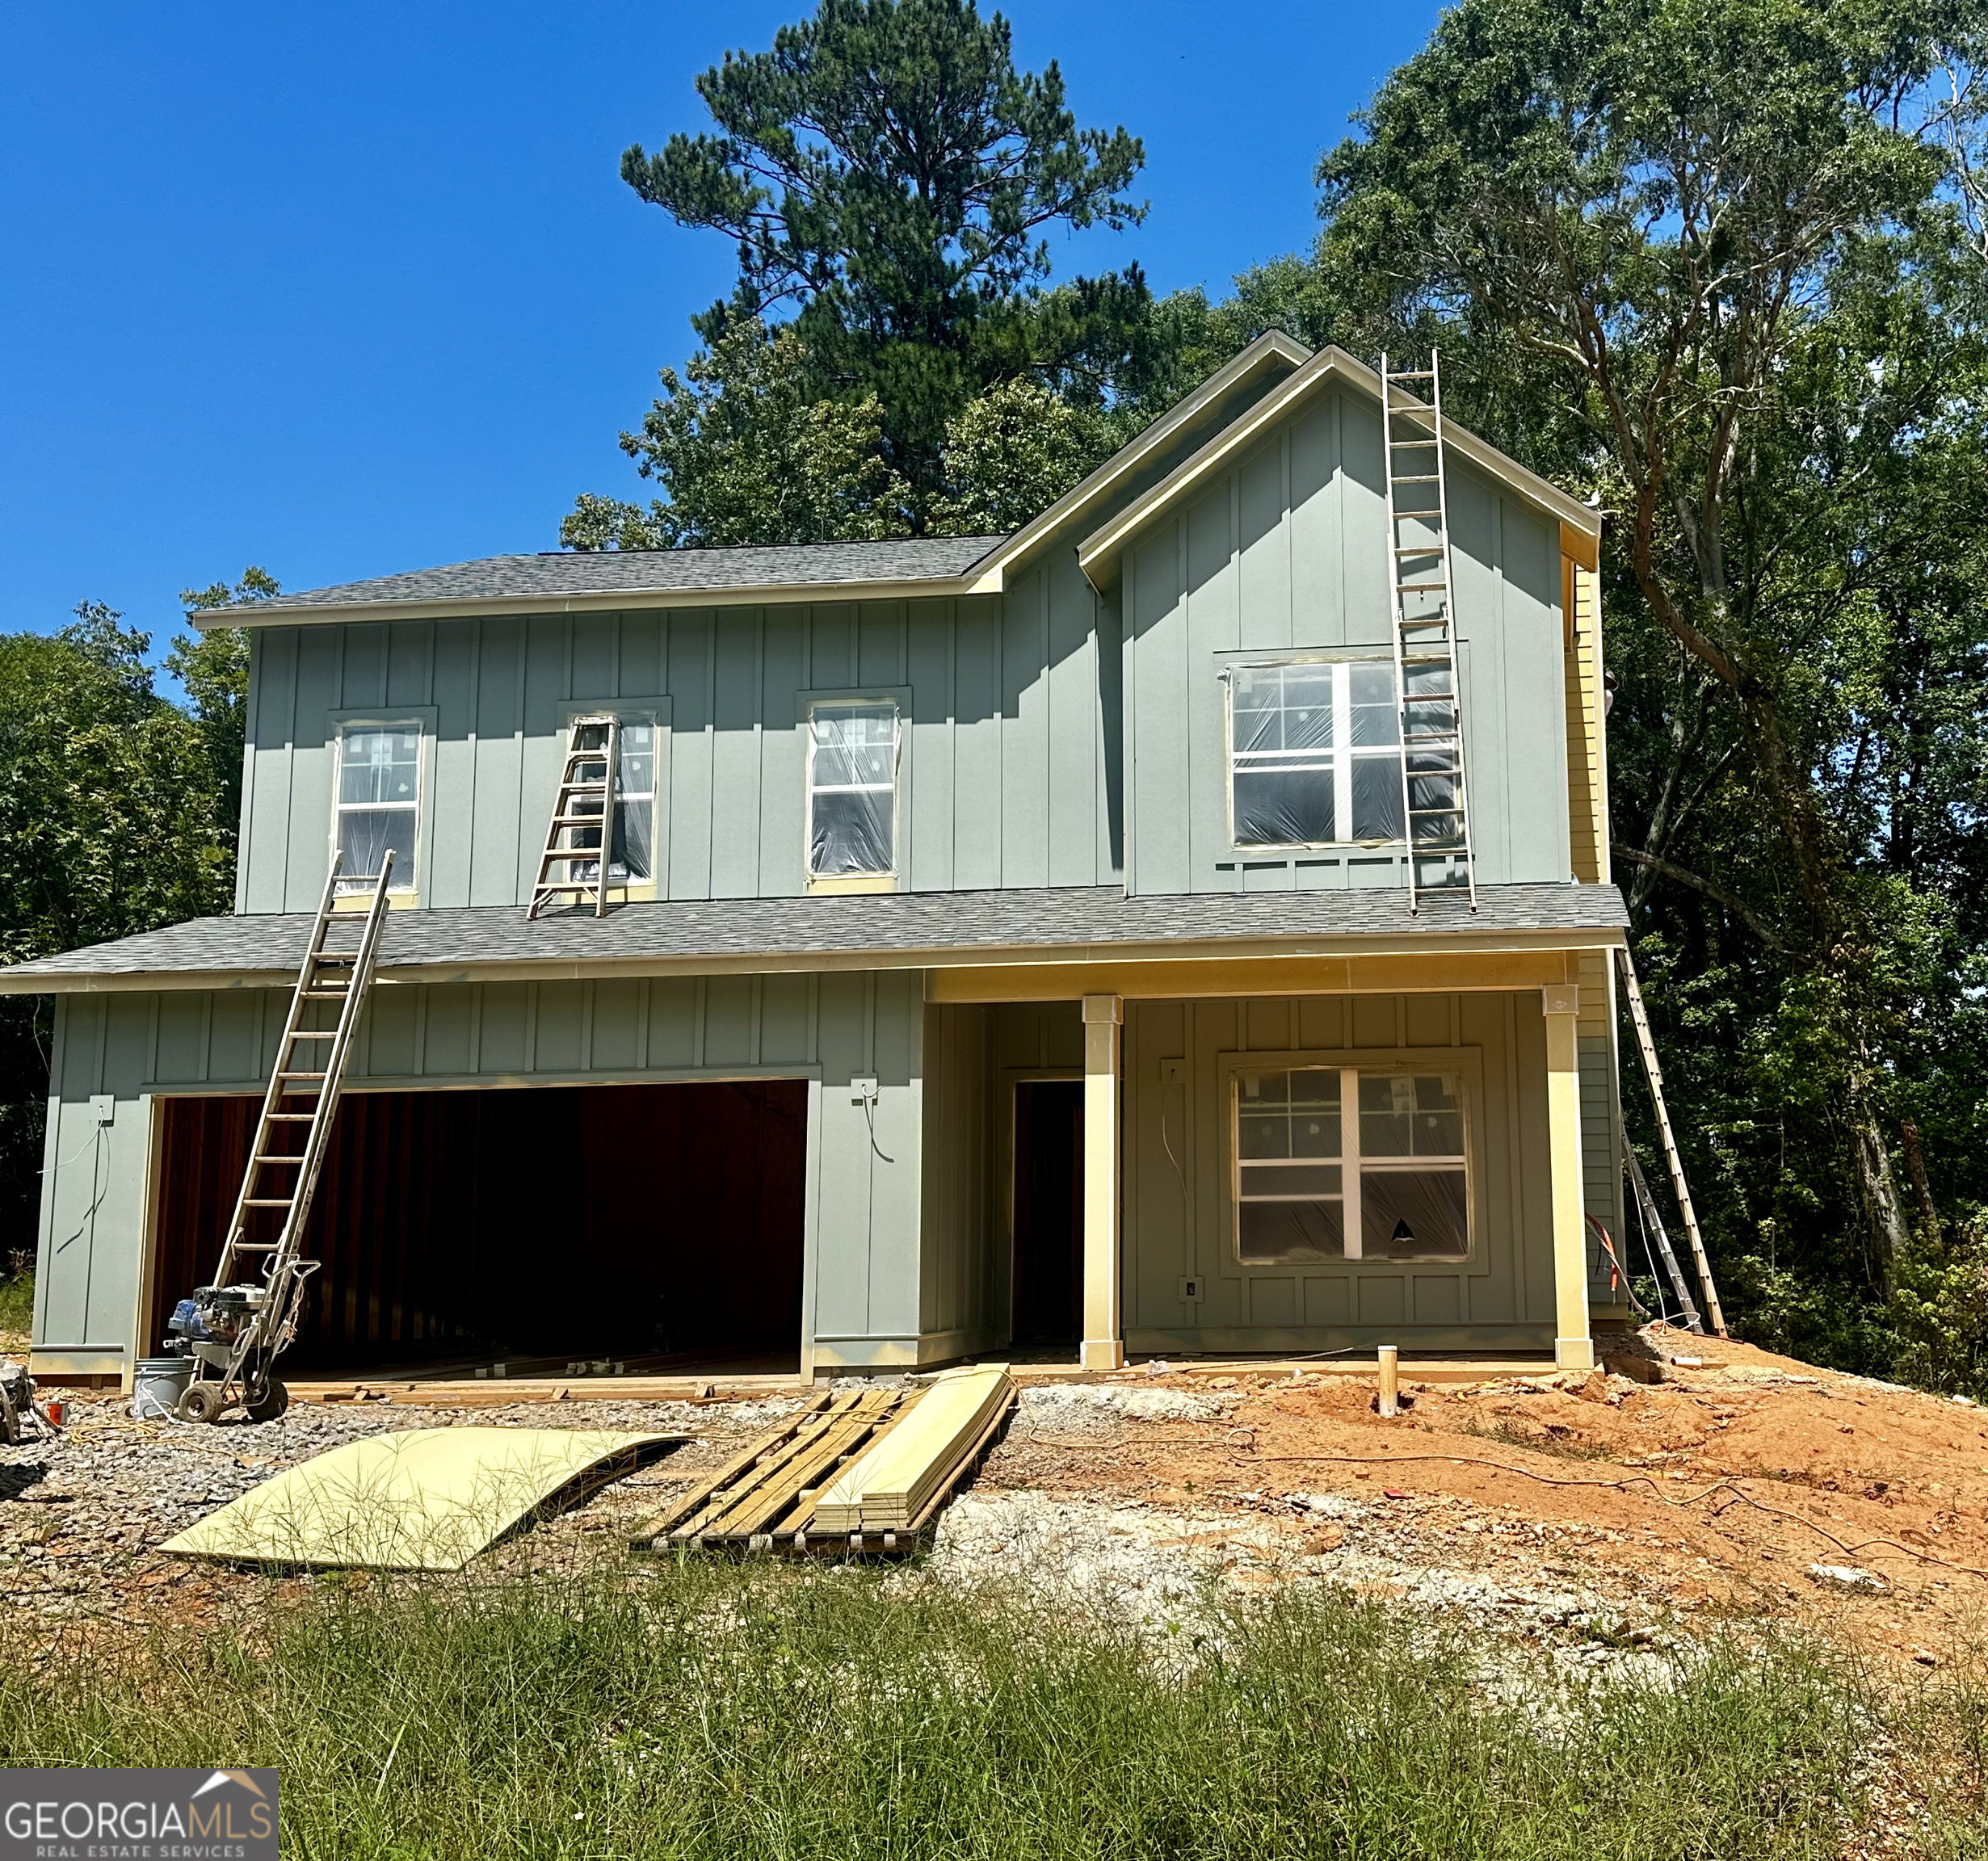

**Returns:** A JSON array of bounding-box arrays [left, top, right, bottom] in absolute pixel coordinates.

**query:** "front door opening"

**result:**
[[147, 1080, 807, 1376], [1011, 1080, 1082, 1350]]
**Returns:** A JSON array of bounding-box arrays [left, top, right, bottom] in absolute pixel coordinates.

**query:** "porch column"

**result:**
[[1543, 983, 1595, 1371], [1080, 994, 1124, 1372]]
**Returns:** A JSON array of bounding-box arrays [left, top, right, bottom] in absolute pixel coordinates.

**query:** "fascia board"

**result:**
[[0, 920, 1624, 997], [190, 572, 1001, 632], [955, 330, 1313, 594], [1076, 344, 1601, 591]]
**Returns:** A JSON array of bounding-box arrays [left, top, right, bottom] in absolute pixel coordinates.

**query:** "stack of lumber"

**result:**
[[813, 1363, 1013, 1535], [628, 1388, 910, 1552]]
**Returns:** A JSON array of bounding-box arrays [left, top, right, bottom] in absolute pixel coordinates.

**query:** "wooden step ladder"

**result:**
[[528, 714, 620, 918], [184, 850, 395, 1418], [1381, 351, 1477, 913], [1615, 944, 1727, 1336]]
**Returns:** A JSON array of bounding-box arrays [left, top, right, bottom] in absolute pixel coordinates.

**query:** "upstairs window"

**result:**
[[1234, 1065, 1469, 1265], [567, 718, 657, 885], [610, 721, 657, 882], [1228, 660, 1406, 848], [334, 725, 419, 894], [807, 700, 899, 878]]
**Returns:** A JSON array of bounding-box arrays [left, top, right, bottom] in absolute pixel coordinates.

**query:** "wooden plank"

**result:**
[[669, 1393, 867, 1542], [628, 1395, 830, 1548], [816, 1365, 1013, 1533], [694, 1394, 881, 1539], [710, 1388, 905, 1540], [902, 1379, 1017, 1534]]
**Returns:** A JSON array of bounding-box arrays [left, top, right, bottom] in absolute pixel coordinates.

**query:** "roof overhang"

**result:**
[[0, 926, 1623, 997], [1075, 345, 1603, 593], [189, 569, 1007, 632], [0, 890, 1630, 1002]]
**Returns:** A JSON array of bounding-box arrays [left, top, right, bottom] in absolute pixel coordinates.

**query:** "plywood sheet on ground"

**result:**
[[162, 1426, 678, 1571]]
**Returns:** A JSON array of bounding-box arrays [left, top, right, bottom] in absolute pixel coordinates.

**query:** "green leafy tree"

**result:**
[[1296, 0, 1988, 1376], [562, 322, 910, 549], [0, 607, 237, 1261], [614, 0, 1149, 526], [928, 376, 1114, 533], [168, 565, 276, 848]]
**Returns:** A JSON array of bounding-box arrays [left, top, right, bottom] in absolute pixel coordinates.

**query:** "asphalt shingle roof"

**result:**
[[0, 884, 1627, 990], [212, 536, 1009, 615]]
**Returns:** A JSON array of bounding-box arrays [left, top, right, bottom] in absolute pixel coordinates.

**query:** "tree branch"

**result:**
[[1612, 846, 1784, 950]]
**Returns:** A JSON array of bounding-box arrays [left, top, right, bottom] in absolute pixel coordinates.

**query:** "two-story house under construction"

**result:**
[[7, 336, 1630, 1391]]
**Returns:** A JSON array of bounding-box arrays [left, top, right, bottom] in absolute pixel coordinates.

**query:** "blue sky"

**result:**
[[2, 2, 1441, 652]]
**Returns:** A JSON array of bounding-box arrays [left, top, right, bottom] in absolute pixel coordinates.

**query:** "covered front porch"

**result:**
[[927, 939, 1616, 1376]]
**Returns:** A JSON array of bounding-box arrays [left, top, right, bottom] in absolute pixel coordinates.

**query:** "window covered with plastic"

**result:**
[[610, 722, 656, 880], [564, 720, 658, 886], [1232, 1066, 1469, 1265], [1235, 1069, 1344, 1262], [1356, 1073, 1468, 1259], [334, 725, 419, 893], [808, 701, 899, 877], [1228, 661, 1405, 847]]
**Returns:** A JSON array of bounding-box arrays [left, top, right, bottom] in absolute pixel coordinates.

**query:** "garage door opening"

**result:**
[[147, 1080, 808, 1376]]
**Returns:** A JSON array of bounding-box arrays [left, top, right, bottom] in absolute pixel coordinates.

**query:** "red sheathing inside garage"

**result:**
[[148, 1081, 807, 1367]]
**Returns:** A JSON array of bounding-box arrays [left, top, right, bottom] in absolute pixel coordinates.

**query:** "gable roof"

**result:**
[[194, 334, 1599, 629], [1074, 345, 1602, 592], [948, 330, 1311, 593]]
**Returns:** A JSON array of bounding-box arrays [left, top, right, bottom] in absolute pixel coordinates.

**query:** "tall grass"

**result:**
[[0, 1260, 32, 1340], [0, 1558, 1898, 1859]]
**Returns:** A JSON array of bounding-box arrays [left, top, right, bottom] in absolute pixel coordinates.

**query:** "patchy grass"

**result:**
[[0, 1262, 32, 1347], [0, 1557, 1925, 1859], [1454, 1414, 1619, 1462]]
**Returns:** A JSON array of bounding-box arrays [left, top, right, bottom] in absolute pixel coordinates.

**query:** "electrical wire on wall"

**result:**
[[863, 1092, 893, 1165], [51, 1120, 108, 1262]]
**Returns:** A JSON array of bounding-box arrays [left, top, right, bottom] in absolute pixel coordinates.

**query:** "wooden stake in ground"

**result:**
[[1377, 1346, 1400, 1418], [1613, 946, 1727, 1337]]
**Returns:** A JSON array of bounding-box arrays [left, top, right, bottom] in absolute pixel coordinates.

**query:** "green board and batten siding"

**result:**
[[1119, 388, 1570, 895], [30, 973, 986, 1375], [32, 367, 1614, 1379], [1120, 991, 1559, 1355], [237, 555, 1117, 914]]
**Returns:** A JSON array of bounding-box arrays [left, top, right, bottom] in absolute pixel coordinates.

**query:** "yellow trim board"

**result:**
[[928, 948, 1578, 1003], [161, 1426, 680, 1570]]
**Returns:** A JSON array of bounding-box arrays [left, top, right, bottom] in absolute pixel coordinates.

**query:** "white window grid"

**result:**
[[1226, 658, 1404, 849], [1232, 1065, 1470, 1262], [806, 699, 901, 877], [332, 723, 421, 895]]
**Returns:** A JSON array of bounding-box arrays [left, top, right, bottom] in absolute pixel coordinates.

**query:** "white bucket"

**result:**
[[132, 1357, 192, 1421]]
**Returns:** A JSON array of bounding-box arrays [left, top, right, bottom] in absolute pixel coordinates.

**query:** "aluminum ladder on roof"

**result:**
[[183, 849, 395, 1420], [1380, 351, 1477, 913], [528, 713, 621, 919]]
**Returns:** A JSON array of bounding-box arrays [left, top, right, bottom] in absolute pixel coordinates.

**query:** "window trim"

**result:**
[[800, 687, 910, 893], [1220, 1046, 1484, 1273], [559, 697, 672, 904], [326, 708, 437, 906], [1221, 653, 1407, 853]]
